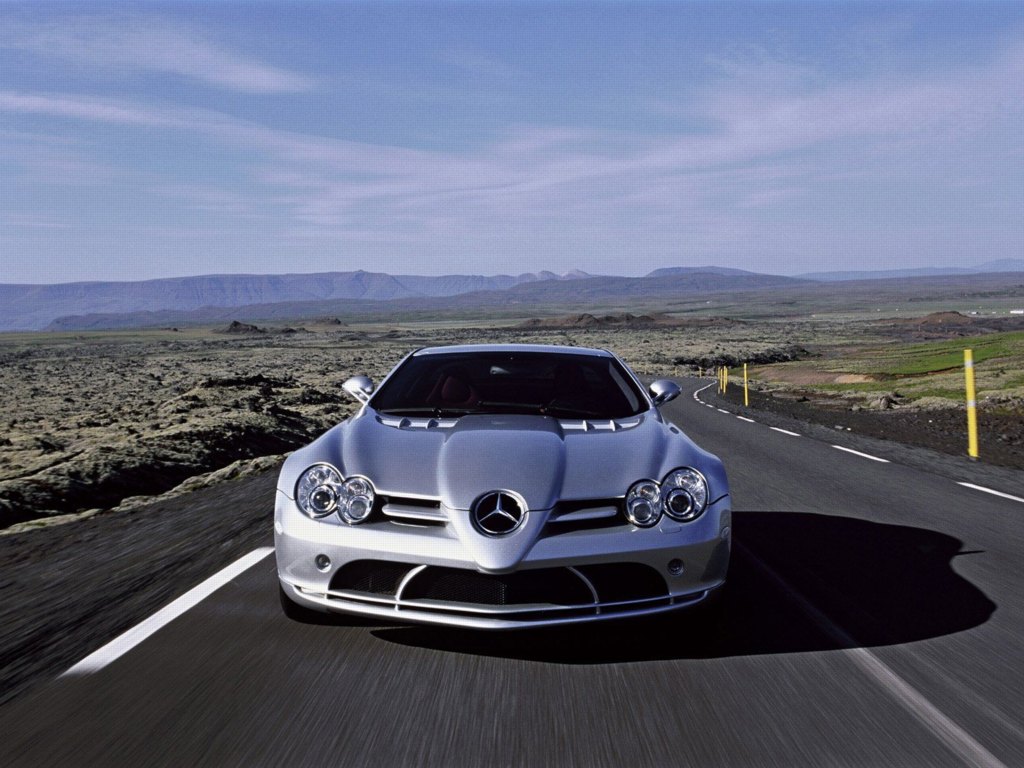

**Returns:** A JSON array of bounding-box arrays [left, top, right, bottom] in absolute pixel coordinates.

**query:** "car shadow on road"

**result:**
[[370, 511, 997, 663]]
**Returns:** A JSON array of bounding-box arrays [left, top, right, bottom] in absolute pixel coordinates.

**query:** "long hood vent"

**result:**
[[377, 415, 459, 430], [558, 418, 642, 432]]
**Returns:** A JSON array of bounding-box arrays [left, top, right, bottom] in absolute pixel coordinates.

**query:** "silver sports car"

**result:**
[[275, 344, 730, 629]]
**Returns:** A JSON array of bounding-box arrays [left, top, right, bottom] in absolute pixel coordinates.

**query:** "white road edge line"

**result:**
[[770, 427, 801, 437], [957, 482, 1024, 504], [737, 541, 1006, 768], [693, 382, 715, 399], [62, 546, 275, 676], [717, 408, 730, 414], [832, 445, 890, 463], [737, 416, 755, 423]]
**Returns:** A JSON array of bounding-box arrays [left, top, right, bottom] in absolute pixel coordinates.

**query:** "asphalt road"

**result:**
[[2, 378, 1023, 767]]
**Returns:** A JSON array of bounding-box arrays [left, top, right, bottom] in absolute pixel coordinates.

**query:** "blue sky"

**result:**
[[1, 2, 1022, 283]]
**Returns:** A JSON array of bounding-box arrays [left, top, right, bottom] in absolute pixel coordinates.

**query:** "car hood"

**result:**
[[286, 409, 717, 512]]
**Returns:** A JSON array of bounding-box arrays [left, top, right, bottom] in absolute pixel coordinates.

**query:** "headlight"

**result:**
[[296, 464, 342, 518], [295, 464, 375, 524], [661, 467, 708, 521], [340, 476, 375, 523], [625, 480, 662, 527]]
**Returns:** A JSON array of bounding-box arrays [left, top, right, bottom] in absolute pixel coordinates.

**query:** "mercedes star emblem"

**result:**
[[472, 491, 527, 536]]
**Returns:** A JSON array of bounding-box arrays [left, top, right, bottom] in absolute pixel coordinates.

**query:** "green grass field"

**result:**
[[751, 331, 1024, 407]]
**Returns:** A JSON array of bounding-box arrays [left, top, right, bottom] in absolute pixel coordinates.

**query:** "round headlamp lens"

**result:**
[[339, 476, 375, 523], [661, 468, 708, 521], [296, 464, 343, 518], [626, 480, 662, 527], [310, 485, 338, 515], [666, 488, 694, 517]]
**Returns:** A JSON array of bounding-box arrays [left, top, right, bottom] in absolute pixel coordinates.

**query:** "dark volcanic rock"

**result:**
[[673, 345, 811, 369], [222, 320, 265, 334], [876, 311, 1024, 341], [518, 312, 663, 329]]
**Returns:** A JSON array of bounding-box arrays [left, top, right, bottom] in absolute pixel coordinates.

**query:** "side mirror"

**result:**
[[342, 375, 374, 404], [649, 379, 681, 407]]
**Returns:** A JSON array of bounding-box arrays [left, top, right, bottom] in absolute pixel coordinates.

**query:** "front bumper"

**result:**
[[275, 491, 731, 629]]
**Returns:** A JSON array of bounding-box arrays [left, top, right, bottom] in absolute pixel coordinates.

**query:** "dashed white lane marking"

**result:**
[[717, 408, 730, 414], [737, 416, 755, 423], [832, 445, 890, 463], [63, 547, 275, 676], [770, 427, 801, 437], [957, 482, 1024, 504], [738, 541, 1006, 768]]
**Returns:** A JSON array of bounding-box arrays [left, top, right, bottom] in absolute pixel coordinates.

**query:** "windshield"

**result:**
[[369, 351, 648, 420]]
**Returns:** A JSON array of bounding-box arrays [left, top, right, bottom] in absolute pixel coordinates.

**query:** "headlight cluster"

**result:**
[[625, 468, 709, 528], [295, 464, 375, 524]]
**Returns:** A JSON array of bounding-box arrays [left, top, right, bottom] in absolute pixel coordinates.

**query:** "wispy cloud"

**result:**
[[0, 91, 194, 128], [2, 213, 67, 230], [2, 21, 1022, 278], [2, 25, 1020, 204], [0, 14, 315, 94]]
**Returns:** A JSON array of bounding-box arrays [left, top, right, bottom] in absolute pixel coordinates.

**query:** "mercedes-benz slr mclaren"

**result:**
[[275, 344, 731, 629]]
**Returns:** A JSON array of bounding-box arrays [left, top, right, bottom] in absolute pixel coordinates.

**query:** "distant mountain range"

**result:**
[[645, 266, 759, 278], [795, 259, 1024, 282], [1, 260, 1022, 332], [40, 270, 810, 331], [0, 269, 589, 331]]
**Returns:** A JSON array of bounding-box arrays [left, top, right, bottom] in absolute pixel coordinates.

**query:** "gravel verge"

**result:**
[[701, 381, 1024, 497]]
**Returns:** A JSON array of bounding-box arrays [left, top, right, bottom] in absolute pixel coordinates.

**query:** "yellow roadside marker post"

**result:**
[[724, 366, 729, 391], [964, 349, 979, 460], [743, 363, 749, 407]]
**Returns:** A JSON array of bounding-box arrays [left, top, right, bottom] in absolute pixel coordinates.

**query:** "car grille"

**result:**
[[323, 559, 671, 618], [378, 495, 446, 526], [374, 496, 628, 531], [544, 499, 625, 534]]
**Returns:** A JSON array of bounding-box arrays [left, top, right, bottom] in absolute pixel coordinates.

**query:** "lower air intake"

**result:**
[[574, 563, 668, 603], [330, 560, 411, 595], [402, 567, 594, 606]]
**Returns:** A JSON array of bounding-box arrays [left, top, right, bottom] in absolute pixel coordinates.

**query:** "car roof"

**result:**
[[411, 343, 613, 357]]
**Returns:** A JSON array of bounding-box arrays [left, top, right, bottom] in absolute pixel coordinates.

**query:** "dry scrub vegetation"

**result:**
[[2, 308, 1022, 530]]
